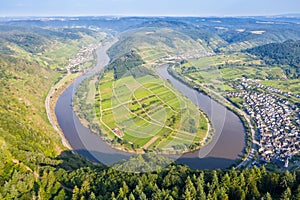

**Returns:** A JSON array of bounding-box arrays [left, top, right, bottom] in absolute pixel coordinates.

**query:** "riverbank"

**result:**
[[166, 64, 255, 167], [46, 70, 79, 150], [46, 36, 116, 151], [73, 68, 214, 155], [54, 39, 244, 169]]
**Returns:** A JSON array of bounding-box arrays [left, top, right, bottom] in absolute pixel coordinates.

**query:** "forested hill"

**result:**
[[244, 40, 300, 71], [1, 18, 300, 199], [0, 26, 101, 199], [107, 50, 156, 80]]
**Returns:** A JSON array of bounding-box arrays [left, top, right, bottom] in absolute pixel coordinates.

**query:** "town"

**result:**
[[226, 78, 300, 168], [66, 44, 98, 73]]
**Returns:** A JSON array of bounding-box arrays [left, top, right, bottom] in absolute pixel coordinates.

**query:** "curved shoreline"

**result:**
[[166, 64, 255, 167], [53, 38, 245, 169], [45, 71, 76, 151], [46, 38, 116, 152], [73, 72, 214, 155]]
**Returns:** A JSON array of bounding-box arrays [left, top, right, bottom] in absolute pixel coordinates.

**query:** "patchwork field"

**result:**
[[173, 53, 296, 93], [95, 70, 208, 153]]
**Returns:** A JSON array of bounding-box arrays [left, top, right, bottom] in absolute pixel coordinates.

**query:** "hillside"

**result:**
[[0, 27, 104, 199], [107, 50, 148, 79], [108, 26, 216, 66], [0, 25, 105, 70], [0, 53, 67, 198], [1, 17, 300, 199], [244, 40, 300, 78]]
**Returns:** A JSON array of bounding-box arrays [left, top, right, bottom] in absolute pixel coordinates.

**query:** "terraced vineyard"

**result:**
[[95, 70, 209, 153]]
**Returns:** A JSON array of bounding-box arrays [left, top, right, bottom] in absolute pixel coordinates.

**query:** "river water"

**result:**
[[55, 42, 245, 170]]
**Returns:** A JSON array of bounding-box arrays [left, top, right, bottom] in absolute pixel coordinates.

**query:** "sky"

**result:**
[[0, 0, 300, 17]]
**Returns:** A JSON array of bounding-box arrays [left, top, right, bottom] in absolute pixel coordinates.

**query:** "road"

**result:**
[[45, 69, 73, 150]]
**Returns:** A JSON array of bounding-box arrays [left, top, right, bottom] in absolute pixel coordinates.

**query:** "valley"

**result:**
[[1, 15, 300, 199]]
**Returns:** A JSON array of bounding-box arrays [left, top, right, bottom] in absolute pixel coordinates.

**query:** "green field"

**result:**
[[96, 70, 208, 153], [173, 52, 299, 93], [260, 79, 300, 95]]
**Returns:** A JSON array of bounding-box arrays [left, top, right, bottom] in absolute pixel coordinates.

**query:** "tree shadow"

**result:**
[[55, 149, 239, 172]]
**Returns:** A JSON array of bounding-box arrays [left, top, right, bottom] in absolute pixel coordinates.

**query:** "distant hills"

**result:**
[[1, 16, 300, 199]]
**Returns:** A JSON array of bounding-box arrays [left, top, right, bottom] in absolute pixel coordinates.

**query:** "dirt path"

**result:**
[[142, 136, 159, 149]]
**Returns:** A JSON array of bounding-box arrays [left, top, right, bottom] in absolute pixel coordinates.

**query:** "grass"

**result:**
[[96, 70, 208, 153], [174, 52, 299, 93], [260, 79, 300, 95]]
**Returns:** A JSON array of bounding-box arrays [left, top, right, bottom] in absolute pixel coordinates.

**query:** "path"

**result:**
[[45, 69, 73, 150], [142, 136, 159, 149]]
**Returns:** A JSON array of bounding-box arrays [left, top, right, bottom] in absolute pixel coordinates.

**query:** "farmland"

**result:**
[[171, 52, 298, 93], [95, 70, 209, 153]]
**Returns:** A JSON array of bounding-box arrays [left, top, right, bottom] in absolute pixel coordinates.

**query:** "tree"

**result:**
[[72, 186, 80, 200], [54, 190, 66, 200], [80, 180, 91, 197], [281, 187, 291, 200], [139, 192, 147, 200], [221, 173, 230, 191], [196, 173, 206, 200], [217, 187, 229, 200], [111, 192, 117, 200], [211, 171, 219, 191], [123, 181, 129, 194], [183, 176, 196, 200], [117, 188, 126, 199], [293, 185, 300, 200], [280, 171, 295, 189], [246, 178, 260, 199], [129, 192, 135, 200], [229, 186, 245, 200], [134, 180, 143, 196], [261, 192, 272, 200], [238, 173, 246, 189]]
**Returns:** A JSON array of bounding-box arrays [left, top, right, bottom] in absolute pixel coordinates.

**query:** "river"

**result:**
[[55, 42, 245, 170]]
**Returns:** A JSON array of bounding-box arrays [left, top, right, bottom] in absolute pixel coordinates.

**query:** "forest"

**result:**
[[2, 150, 300, 199], [244, 40, 300, 78], [1, 16, 300, 199]]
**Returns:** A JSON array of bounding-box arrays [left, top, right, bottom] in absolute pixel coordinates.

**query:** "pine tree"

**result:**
[[294, 185, 300, 200], [89, 192, 96, 200], [72, 186, 80, 200], [281, 187, 291, 200], [53, 190, 66, 200], [152, 184, 162, 200], [122, 181, 129, 195], [196, 174, 206, 200], [211, 171, 219, 191], [280, 171, 295, 189], [134, 180, 143, 196], [217, 187, 229, 200], [261, 192, 272, 200], [80, 180, 91, 197], [111, 192, 117, 200], [129, 192, 135, 200], [239, 173, 246, 189], [118, 188, 125, 199], [221, 173, 230, 191], [246, 178, 260, 199], [183, 176, 196, 200], [139, 192, 147, 200]]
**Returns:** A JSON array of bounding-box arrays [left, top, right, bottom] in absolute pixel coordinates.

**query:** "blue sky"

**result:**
[[1, 0, 300, 17]]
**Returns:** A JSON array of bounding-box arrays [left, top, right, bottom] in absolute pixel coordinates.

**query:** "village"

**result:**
[[66, 44, 98, 73], [226, 78, 300, 167]]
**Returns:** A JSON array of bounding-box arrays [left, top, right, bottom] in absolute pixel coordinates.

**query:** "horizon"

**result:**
[[1, 13, 300, 19], [1, 0, 300, 17]]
